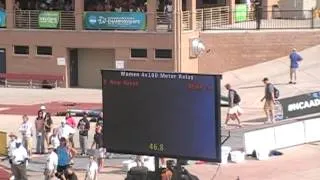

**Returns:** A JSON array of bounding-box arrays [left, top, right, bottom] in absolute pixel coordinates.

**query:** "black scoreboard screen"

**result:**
[[102, 70, 222, 162]]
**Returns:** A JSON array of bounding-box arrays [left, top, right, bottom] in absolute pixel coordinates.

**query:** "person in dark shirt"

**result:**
[[77, 112, 90, 156], [44, 112, 53, 148], [91, 125, 105, 172]]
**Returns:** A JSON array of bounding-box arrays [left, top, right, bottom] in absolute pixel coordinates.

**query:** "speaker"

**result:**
[[126, 166, 148, 180]]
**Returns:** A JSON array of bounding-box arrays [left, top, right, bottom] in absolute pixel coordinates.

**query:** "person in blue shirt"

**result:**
[[56, 137, 71, 176], [289, 48, 303, 84]]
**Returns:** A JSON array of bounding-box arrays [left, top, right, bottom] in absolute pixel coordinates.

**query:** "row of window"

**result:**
[[13, 46, 172, 59], [131, 48, 172, 59], [14, 45, 52, 56]]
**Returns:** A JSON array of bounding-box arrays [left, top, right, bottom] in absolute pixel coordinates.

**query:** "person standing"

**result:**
[[85, 156, 98, 180], [289, 48, 303, 84], [5, 133, 18, 180], [19, 115, 33, 157], [77, 112, 90, 156], [224, 84, 243, 127], [50, 128, 60, 150], [44, 145, 58, 180], [95, 112, 103, 129], [44, 113, 53, 147], [11, 138, 29, 180], [35, 110, 45, 154], [261, 77, 276, 124], [57, 119, 75, 140], [91, 125, 105, 172], [65, 113, 76, 148]]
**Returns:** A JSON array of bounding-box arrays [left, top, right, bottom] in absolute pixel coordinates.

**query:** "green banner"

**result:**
[[38, 11, 60, 28], [84, 12, 146, 30], [235, 4, 248, 22]]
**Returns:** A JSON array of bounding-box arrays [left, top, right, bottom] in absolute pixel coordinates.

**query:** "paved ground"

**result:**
[[0, 44, 320, 179]]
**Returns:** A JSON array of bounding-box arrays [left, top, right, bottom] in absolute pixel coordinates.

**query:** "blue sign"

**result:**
[[84, 12, 146, 30], [0, 10, 6, 27]]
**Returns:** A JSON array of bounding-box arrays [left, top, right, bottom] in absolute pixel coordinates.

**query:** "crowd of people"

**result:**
[[14, 0, 73, 11], [5, 105, 106, 180]]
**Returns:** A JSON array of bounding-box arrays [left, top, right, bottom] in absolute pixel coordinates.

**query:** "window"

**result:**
[[155, 49, 172, 59], [131, 48, 147, 58], [37, 46, 52, 56], [14, 45, 29, 55]]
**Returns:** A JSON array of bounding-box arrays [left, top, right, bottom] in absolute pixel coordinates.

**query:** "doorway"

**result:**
[[69, 49, 78, 87], [0, 49, 6, 73]]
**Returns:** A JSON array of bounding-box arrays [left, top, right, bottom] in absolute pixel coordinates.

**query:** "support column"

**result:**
[[5, 0, 13, 29], [75, 0, 84, 31], [147, 0, 157, 32], [173, 0, 182, 72], [226, 0, 235, 24], [186, 0, 197, 30]]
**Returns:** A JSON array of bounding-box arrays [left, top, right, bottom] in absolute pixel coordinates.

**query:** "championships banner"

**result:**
[[275, 91, 320, 121], [0, 10, 6, 27], [84, 12, 146, 30]]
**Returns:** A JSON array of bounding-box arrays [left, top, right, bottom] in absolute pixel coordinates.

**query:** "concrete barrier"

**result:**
[[243, 117, 320, 155]]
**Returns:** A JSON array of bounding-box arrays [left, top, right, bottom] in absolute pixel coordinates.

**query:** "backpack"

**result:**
[[274, 86, 280, 99], [268, 84, 280, 99], [231, 89, 241, 104]]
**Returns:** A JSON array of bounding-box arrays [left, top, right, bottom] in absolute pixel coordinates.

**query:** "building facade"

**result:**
[[0, 0, 200, 88]]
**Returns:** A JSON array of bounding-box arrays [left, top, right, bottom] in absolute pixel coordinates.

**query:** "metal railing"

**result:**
[[196, 6, 230, 30], [182, 11, 191, 30], [14, 10, 75, 30], [197, 7, 320, 30], [156, 12, 172, 32]]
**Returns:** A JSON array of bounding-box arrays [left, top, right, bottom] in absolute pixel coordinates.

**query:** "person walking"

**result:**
[[85, 156, 99, 180], [261, 77, 276, 123], [35, 110, 45, 154], [56, 137, 71, 175], [19, 115, 33, 157], [77, 112, 90, 156], [5, 133, 18, 180], [11, 138, 29, 180], [289, 48, 303, 84], [44, 145, 58, 180], [224, 83, 243, 127], [91, 125, 105, 172]]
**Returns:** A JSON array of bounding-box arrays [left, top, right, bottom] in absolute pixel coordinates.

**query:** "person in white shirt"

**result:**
[[19, 114, 33, 157], [50, 128, 60, 150], [11, 138, 29, 180], [85, 156, 99, 180], [57, 119, 75, 140], [4, 132, 17, 180], [44, 145, 58, 180]]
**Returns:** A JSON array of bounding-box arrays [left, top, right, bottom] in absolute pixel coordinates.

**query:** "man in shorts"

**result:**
[[289, 48, 303, 84], [261, 77, 276, 123], [224, 84, 243, 127]]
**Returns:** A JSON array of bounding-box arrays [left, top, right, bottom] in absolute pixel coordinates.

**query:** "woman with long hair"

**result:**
[[35, 110, 45, 154], [44, 112, 53, 147]]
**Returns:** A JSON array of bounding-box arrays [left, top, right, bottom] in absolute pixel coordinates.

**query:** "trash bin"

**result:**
[[272, 5, 281, 19], [221, 146, 231, 164]]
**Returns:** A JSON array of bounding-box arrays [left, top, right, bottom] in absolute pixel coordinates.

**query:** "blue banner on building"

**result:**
[[84, 12, 146, 30], [0, 10, 6, 27]]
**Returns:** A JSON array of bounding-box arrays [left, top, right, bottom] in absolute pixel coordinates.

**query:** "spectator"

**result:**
[[85, 156, 98, 180], [39, 105, 47, 117], [57, 119, 75, 140], [289, 48, 303, 84], [65, 113, 76, 148], [19, 114, 33, 157], [11, 138, 29, 180], [260, 77, 276, 124], [44, 112, 53, 147], [5, 133, 18, 180], [44, 145, 58, 180], [56, 137, 71, 175], [77, 112, 90, 156], [50, 128, 60, 150], [164, 0, 173, 31], [91, 125, 105, 172], [62, 167, 78, 180], [35, 110, 45, 154], [224, 84, 243, 127], [95, 112, 103, 128]]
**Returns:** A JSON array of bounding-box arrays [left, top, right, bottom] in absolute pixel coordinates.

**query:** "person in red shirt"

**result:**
[[65, 112, 76, 148]]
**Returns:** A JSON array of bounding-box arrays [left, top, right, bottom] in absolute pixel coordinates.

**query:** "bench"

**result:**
[[0, 73, 64, 88]]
